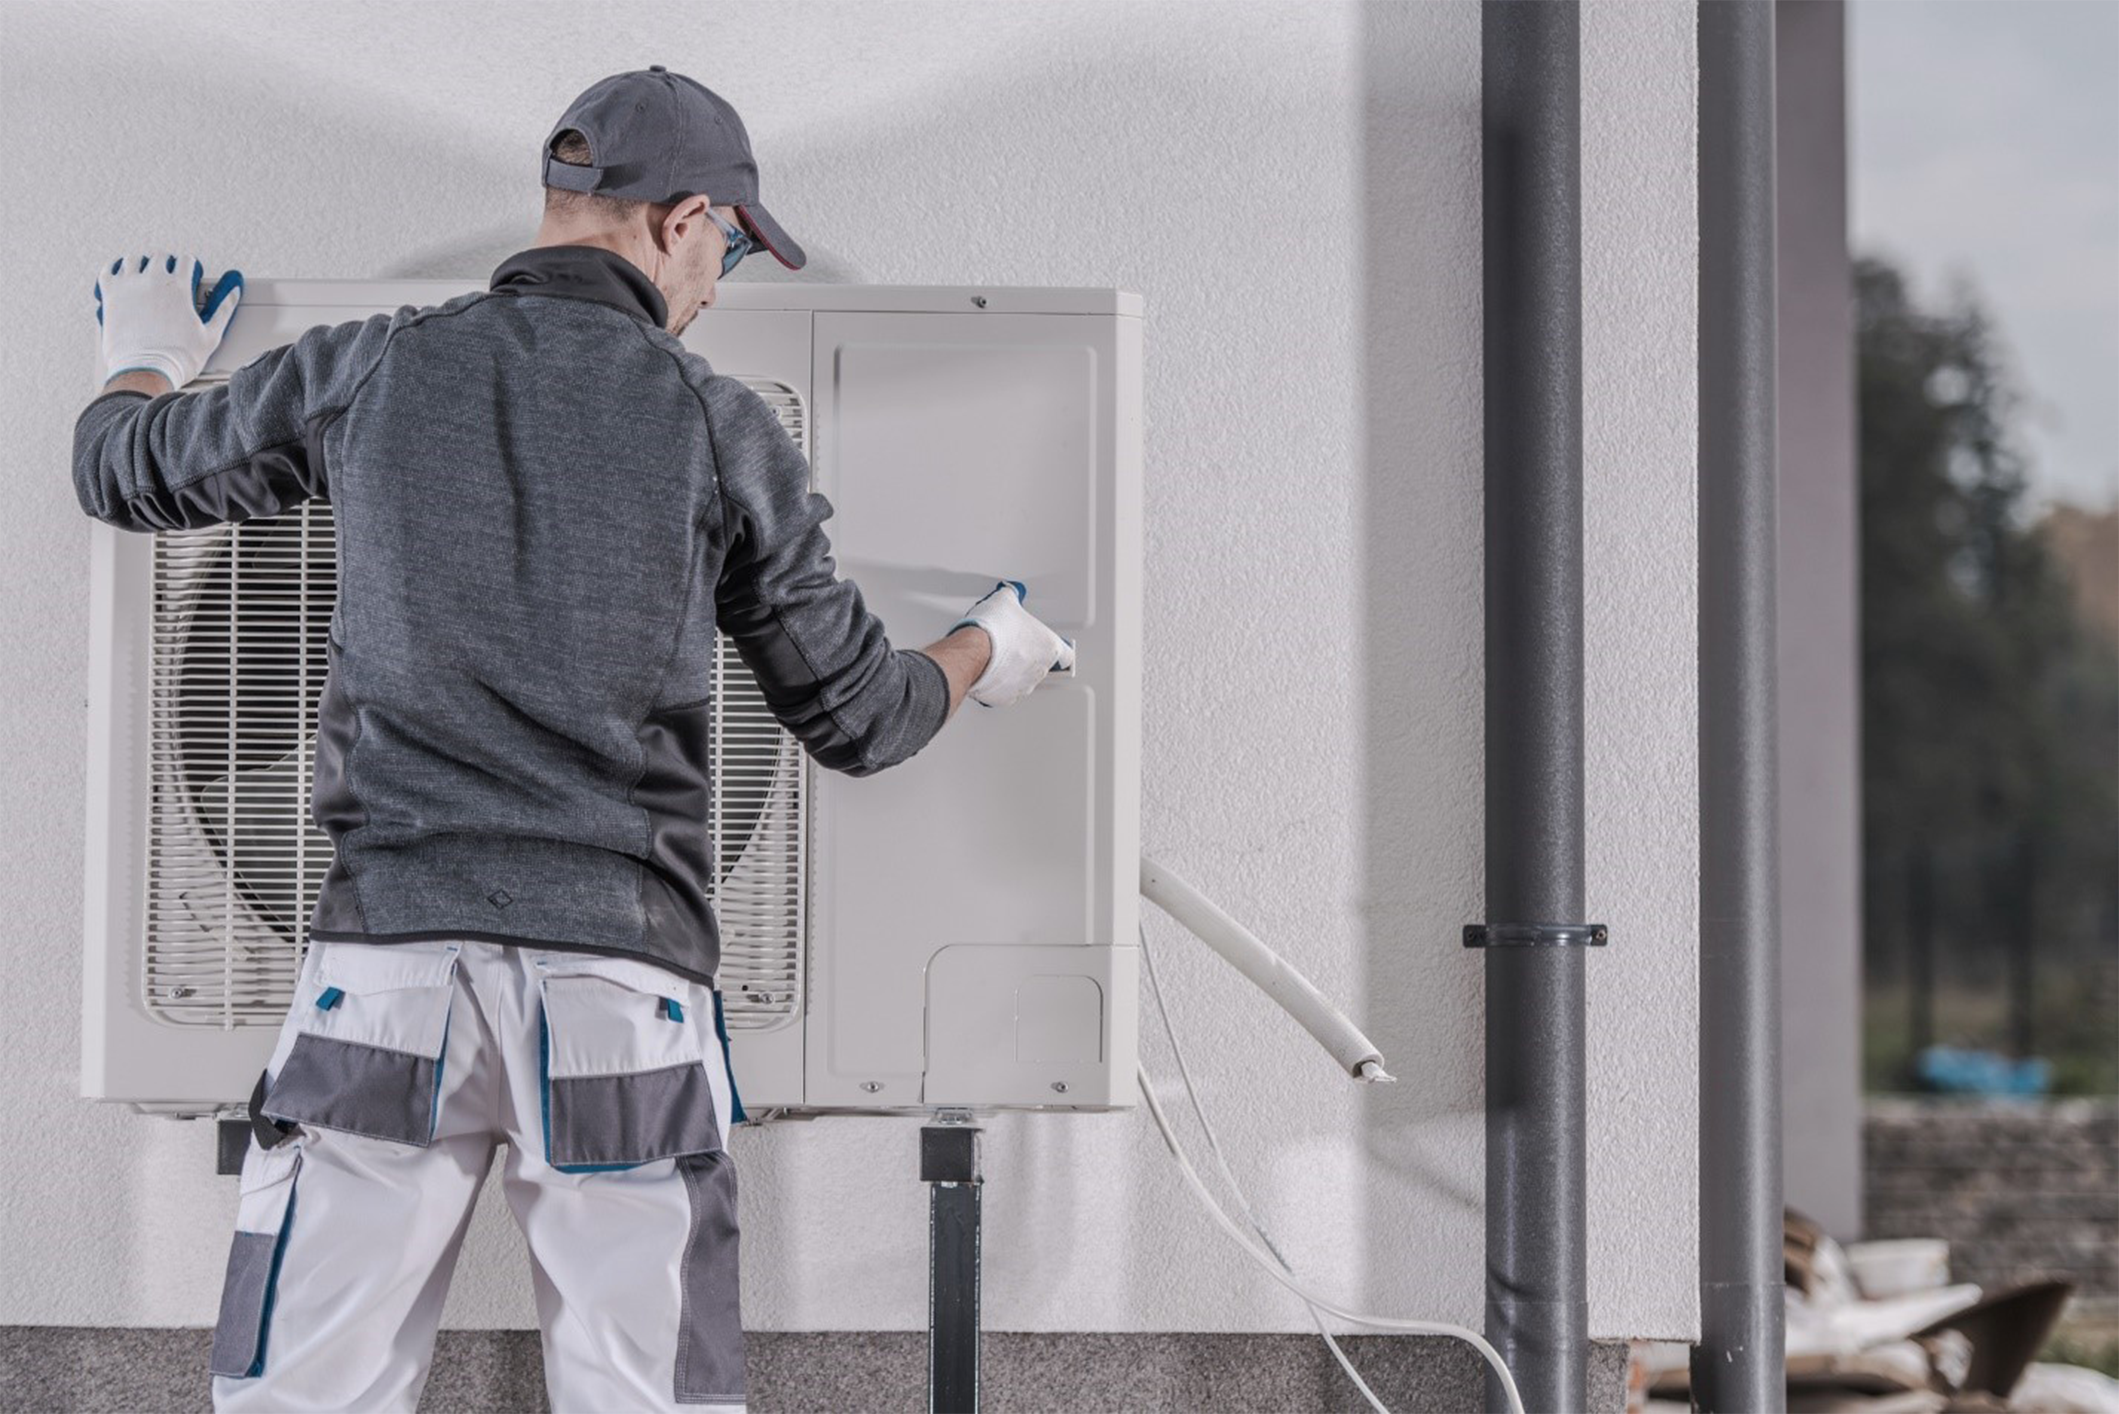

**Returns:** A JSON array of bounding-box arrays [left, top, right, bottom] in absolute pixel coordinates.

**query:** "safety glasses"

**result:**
[[708, 209, 755, 278]]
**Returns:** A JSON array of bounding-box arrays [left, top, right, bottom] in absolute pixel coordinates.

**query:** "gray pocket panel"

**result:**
[[207, 1231, 282, 1379], [675, 1149, 746, 1405], [264, 1030, 441, 1146], [548, 1060, 721, 1169]]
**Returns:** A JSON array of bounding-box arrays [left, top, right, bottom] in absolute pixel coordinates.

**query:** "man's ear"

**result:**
[[658, 195, 711, 255]]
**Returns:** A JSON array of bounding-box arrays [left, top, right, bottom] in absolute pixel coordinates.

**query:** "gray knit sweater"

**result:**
[[74, 245, 948, 982]]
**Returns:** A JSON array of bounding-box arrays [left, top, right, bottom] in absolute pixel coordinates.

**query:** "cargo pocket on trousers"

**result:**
[[536, 954, 722, 1172], [261, 939, 461, 1147], [208, 1138, 304, 1379]]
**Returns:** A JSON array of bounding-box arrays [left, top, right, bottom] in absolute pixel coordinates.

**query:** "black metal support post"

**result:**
[[1479, 3, 1592, 1410], [1697, 1, 1786, 1409], [923, 1114, 983, 1414]]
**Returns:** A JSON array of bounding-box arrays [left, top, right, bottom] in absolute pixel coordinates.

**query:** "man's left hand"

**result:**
[[95, 253, 243, 391]]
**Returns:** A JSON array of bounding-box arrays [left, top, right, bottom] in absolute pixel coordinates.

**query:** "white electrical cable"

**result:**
[[1136, 1060, 1529, 1414], [1135, 920, 1534, 1414], [1138, 924, 1391, 1413]]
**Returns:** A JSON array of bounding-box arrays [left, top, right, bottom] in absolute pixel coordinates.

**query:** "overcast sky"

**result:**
[[1851, 0, 2119, 515]]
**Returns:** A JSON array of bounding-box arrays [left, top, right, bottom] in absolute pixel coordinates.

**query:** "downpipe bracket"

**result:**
[[1463, 922, 1609, 949]]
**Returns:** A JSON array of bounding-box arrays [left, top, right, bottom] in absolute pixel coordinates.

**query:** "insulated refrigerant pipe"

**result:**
[[1139, 856, 1395, 1084], [1480, 3, 1592, 1412], [1696, 1, 1787, 1409]]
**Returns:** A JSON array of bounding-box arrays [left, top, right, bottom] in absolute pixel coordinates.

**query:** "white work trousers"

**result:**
[[208, 938, 746, 1413]]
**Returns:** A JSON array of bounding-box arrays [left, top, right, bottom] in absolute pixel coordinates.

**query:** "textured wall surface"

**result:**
[[1865, 1100, 2119, 1301], [0, 0, 1698, 1341]]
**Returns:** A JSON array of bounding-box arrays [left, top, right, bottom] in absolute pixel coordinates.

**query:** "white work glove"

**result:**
[[950, 580, 1075, 708], [94, 253, 244, 389]]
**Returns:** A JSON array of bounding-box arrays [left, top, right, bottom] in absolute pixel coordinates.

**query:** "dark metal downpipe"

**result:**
[[1696, 2, 1786, 1410], [1477, 3, 1594, 1410], [1476, 5, 1784, 1407]]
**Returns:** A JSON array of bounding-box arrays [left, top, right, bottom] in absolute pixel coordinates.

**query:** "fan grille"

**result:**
[[141, 376, 811, 1032]]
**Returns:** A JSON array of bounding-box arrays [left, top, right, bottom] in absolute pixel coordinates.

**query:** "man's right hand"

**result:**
[[949, 580, 1075, 709]]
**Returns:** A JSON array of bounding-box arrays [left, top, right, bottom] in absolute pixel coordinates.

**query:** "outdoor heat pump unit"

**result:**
[[81, 278, 1143, 1120]]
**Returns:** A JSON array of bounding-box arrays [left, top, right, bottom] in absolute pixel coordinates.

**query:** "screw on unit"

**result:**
[[860, 1080, 883, 1093], [1050, 1081, 1068, 1094], [971, 296, 988, 309]]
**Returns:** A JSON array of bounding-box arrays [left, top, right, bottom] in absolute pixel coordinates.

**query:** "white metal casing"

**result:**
[[81, 279, 1142, 1117]]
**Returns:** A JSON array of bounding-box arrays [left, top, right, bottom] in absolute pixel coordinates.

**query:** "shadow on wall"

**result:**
[[1354, 0, 1489, 1268]]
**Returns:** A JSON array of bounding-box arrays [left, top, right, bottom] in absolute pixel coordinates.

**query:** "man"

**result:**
[[73, 67, 1072, 1413]]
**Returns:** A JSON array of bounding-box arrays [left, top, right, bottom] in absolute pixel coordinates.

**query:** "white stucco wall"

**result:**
[[0, 0, 1697, 1341]]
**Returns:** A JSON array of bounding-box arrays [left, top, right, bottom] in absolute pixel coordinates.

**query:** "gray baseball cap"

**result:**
[[542, 66, 807, 270]]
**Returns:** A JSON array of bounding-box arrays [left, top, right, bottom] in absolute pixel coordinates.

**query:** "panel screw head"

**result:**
[[860, 1081, 883, 1093], [1050, 1081, 1068, 1093], [971, 295, 988, 309]]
